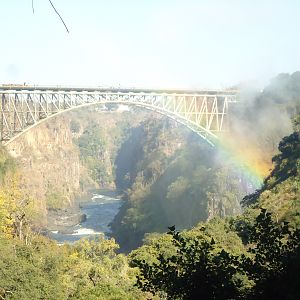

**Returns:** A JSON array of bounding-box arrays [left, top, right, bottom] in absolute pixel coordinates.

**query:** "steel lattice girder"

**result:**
[[0, 87, 238, 145]]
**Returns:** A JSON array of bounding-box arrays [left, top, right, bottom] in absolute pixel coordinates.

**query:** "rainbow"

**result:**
[[214, 135, 272, 189]]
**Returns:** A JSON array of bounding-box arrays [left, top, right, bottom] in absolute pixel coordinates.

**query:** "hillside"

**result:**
[[242, 116, 300, 228], [130, 116, 300, 299]]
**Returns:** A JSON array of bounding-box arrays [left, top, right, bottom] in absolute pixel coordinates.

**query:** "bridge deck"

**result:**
[[0, 85, 238, 95]]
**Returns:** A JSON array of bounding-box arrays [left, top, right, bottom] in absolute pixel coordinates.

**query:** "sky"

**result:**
[[0, 0, 299, 89]]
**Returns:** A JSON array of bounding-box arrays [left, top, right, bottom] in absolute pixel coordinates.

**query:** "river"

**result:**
[[48, 190, 123, 243]]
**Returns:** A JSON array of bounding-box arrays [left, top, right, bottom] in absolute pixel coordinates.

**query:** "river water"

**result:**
[[49, 190, 123, 243]]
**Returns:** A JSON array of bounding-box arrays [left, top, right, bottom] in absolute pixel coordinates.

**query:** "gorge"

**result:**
[[5, 105, 247, 249], [0, 72, 299, 299], [2, 73, 299, 251]]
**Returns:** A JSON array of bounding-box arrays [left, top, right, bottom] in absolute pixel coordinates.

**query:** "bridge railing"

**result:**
[[0, 84, 239, 95]]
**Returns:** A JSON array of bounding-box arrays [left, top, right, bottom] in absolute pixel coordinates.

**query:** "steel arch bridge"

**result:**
[[0, 85, 238, 146]]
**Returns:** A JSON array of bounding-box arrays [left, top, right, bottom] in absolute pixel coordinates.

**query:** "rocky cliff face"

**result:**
[[69, 108, 147, 190], [7, 115, 82, 220], [5, 108, 147, 226]]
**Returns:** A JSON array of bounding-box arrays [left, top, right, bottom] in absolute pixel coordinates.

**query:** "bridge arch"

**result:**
[[0, 86, 238, 146]]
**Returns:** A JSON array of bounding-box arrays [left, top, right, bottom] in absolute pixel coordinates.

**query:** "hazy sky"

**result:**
[[0, 0, 299, 88]]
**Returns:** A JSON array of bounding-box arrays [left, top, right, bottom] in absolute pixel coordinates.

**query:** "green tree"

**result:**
[[245, 209, 300, 300], [132, 226, 248, 300]]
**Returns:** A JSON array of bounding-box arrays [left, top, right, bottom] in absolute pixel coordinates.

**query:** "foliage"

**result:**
[[64, 237, 144, 300], [75, 122, 110, 184], [70, 119, 81, 133], [46, 190, 68, 210], [132, 209, 300, 300], [242, 122, 300, 228], [0, 174, 39, 241], [134, 232, 243, 299], [245, 209, 300, 299], [73, 113, 133, 187], [0, 234, 145, 300], [0, 237, 66, 300], [0, 146, 16, 183]]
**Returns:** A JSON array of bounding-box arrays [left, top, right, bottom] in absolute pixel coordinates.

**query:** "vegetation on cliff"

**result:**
[[111, 118, 247, 251], [6, 117, 82, 219], [0, 146, 15, 182], [76, 121, 113, 186], [73, 111, 136, 188]]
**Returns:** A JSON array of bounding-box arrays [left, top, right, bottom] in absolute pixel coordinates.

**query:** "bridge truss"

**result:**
[[0, 86, 238, 145]]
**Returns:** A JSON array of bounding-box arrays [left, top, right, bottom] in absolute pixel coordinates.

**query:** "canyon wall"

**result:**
[[5, 107, 146, 225], [7, 115, 81, 220]]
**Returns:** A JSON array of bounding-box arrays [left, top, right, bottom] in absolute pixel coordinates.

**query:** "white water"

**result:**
[[71, 228, 102, 236], [49, 190, 123, 243]]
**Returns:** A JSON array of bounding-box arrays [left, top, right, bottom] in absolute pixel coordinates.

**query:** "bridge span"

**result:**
[[0, 85, 239, 145]]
